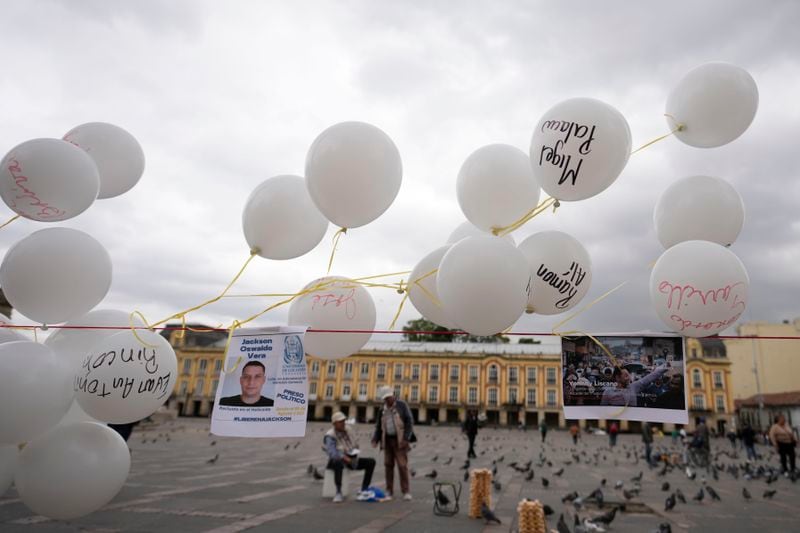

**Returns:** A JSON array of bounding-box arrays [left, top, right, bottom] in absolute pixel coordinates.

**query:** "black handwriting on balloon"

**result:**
[[536, 262, 586, 309]]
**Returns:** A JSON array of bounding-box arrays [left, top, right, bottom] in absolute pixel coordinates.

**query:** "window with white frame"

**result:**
[[358, 383, 367, 396], [212, 379, 219, 393], [360, 362, 370, 378], [546, 389, 556, 406], [327, 361, 336, 377], [429, 364, 440, 381], [546, 367, 556, 385], [311, 360, 320, 377], [715, 395, 725, 413], [692, 369, 702, 388], [526, 388, 536, 406], [508, 388, 518, 404], [342, 384, 351, 397], [377, 363, 386, 380], [309, 382, 317, 395], [214, 360, 223, 373], [343, 361, 353, 377], [449, 386, 458, 403], [713, 371, 723, 389], [450, 364, 460, 381], [394, 384, 402, 398], [182, 359, 191, 375], [394, 363, 403, 380], [693, 394, 705, 409], [179, 381, 188, 395], [488, 388, 498, 406], [508, 366, 518, 383], [468, 386, 478, 404], [527, 367, 537, 384], [194, 379, 204, 396], [488, 364, 498, 381], [325, 384, 334, 399], [198, 359, 207, 376], [411, 364, 420, 380], [428, 385, 439, 403], [469, 365, 479, 382], [410, 385, 419, 402]]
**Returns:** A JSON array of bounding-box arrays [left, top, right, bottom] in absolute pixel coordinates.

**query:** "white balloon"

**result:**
[[446, 221, 515, 246], [666, 62, 758, 148], [305, 121, 402, 228], [654, 175, 745, 249], [63, 122, 145, 199], [0, 313, 28, 344], [650, 240, 749, 337], [0, 342, 73, 444], [518, 231, 592, 315], [530, 98, 631, 201], [15, 422, 130, 520], [45, 309, 144, 377], [456, 144, 541, 233], [75, 330, 177, 424], [0, 445, 17, 496], [0, 138, 99, 221], [408, 245, 458, 329], [242, 175, 329, 260], [437, 236, 530, 336], [288, 276, 376, 360], [57, 400, 101, 426], [0, 228, 112, 324]]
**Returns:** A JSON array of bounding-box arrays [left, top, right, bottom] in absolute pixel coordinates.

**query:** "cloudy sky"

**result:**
[[1, 0, 798, 343]]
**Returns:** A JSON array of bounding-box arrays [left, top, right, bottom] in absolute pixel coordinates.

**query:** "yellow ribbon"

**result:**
[[129, 311, 159, 348], [629, 115, 686, 156], [0, 214, 20, 230], [326, 228, 348, 274], [491, 197, 558, 237]]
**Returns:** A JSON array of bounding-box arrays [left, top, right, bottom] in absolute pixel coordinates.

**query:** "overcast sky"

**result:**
[[1, 0, 798, 343]]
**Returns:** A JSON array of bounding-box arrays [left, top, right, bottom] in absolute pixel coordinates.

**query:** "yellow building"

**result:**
[[685, 337, 734, 434], [724, 319, 800, 401]]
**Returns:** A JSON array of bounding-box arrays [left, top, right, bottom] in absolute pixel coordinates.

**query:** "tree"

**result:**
[[518, 338, 542, 344], [402, 318, 510, 343]]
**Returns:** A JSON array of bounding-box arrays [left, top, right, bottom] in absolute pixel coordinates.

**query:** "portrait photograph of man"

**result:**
[[219, 360, 274, 407]]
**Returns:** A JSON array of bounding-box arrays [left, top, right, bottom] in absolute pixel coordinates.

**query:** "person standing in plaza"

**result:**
[[642, 422, 654, 466], [608, 421, 619, 447], [323, 412, 377, 503], [539, 420, 548, 443], [769, 414, 797, 475], [372, 386, 414, 500], [740, 423, 758, 461], [569, 423, 580, 445], [462, 409, 479, 459]]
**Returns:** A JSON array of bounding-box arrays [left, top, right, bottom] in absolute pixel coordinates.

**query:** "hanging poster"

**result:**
[[561, 334, 688, 424], [210, 326, 308, 438]]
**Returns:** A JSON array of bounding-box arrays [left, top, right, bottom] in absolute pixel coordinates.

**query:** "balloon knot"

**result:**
[[40, 323, 48, 331], [250, 247, 261, 256]]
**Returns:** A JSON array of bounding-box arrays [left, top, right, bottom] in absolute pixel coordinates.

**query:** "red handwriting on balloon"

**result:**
[[6, 158, 66, 219], [311, 289, 357, 319], [657, 280, 746, 310], [670, 310, 744, 333]]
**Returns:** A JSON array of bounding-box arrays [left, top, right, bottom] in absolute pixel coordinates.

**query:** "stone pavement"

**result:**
[[2, 419, 799, 532]]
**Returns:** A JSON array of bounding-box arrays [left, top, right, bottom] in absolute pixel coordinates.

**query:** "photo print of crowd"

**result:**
[[562, 335, 686, 411]]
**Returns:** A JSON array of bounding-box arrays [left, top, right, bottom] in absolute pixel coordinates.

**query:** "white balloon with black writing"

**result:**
[[15, 422, 130, 520], [437, 236, 530, 336], [75, 330, 177, 424], [0, 445, 17, 496], [63, 122, 145, 199], [518, 231, 592, 315], [0, 138, 99, 221], [305, 121, 402, 228], [0, 228, 112, 324], [530, 98, 631, 201], [408, 245, 458, 329], [650, 240, 749, 337], [654, 175, 745, 249], [666, 62, 758, 148], [446, 221, 515, 245], [0, 342, 73, 444], [456, 144, 541, 233], [242, 175, 329, 260], [288, 276, 376, 360]]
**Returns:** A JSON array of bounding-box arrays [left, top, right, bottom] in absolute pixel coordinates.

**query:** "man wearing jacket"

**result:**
[[371, 386, 414, 501], [324, 411, 376, 503]]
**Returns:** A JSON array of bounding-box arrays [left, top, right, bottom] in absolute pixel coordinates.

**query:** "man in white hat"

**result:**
[[323, 411, 376, 503], [371, 385, 414, 501]]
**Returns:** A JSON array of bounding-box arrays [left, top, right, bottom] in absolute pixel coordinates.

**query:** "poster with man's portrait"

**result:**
[[210, 326, 308, 438], [561, 334, 688, 424]]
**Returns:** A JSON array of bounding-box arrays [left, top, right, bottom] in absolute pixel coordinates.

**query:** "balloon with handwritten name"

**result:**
[[63, 122, 145, 199], [0, 227, 112, 324], [437, 236, 530, 336], [0, 445, 17, 496], [529, 98, 631, 202], [242, 175, 329, 260], [305, 121, 402, 228], [447, 221, 515, 245], [0, 138, 99, 221], [0, 341, 73, 445], [457, 144, 541, 233], [75, 330, 177, 424], [518, 231, 592, 315], [288, 276, 376, 359], [408, 245, 459, 329], [15, 422, 130, 520], [666, 62, 758, 148], [654, 175, 745, 249], [650, 240, 749, 337]]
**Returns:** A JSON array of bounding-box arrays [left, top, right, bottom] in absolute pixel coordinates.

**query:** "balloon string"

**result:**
[[629, 116, 686, 156], [388, 290, 409, 330], [222, 320, 243, 374], [220, 271, 412, 298], [0, 214, 20, 230], [129, 311, 159, 348], [326, 228, 348, 274], [491, 197, 558, 237]]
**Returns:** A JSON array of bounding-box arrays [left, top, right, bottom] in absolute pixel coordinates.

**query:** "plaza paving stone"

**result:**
[[1, 419, 799, 532]]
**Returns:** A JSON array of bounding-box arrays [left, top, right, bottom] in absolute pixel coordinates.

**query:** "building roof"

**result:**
[[735, 390, 800, 409], [361, 339, 562, 355]]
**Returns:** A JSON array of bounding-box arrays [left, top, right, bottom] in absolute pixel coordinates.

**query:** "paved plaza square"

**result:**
[[1, 419, 799, 532]]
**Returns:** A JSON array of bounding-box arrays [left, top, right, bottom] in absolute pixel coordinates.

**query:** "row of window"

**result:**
[[692, 393, 727, 413], [180, 358, 223, 376], [691, 369, 725, 389], [178, 378, 219, 397], [309, 360, 558, 385], [308, 382, 558, 407]]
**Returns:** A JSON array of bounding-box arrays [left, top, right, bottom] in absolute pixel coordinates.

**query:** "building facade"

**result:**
[[736, 391, 800, 433], [685, 337, 735, 434]]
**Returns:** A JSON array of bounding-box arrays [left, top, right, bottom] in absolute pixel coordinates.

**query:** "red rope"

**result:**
[[1, 324, 799, 340]]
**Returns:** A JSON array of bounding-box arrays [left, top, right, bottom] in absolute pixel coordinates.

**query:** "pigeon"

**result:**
[[410, 468, 417, 477], [206, 453, 219, 464], [293, 441, 300, 448], [622, 489, 637, 500], [554, 467, 565, 476], [665, 493, 676, 511], [656, 523, 672, 533], [284, 444, 291, 450], [601, 478, 607, 487], [542, 477, 550, 488], [631, 471, 643, 482], [312, 467, 324, 480], [443, 457, 453, 466], [525, 470, 534, 481], [493, 480, 502, 491], [436, 488, 450, 506], [763, 489, 777, 499], [543, 504, 554, 516], [461, 460, 470, 470], [498, 455, 505, 462], [556, 513, 571, 533], [210, 440, 217, 446], [589, 506, 618, 526], [562, 491, 580, 503], [463, 471, 470, 482], [675, 488, 687, 504], [692, 487, 705, 502], [686, 467, 696, 480], [307, 464, 314, 475], [588, 488, 604, 508], [661, 482, 670, 491], [742, 487, 752, 500], [706, 485, 721, 501], [424, 469, 438, 479], [432, 455, 438, 462], [480, 503, 502, 524]]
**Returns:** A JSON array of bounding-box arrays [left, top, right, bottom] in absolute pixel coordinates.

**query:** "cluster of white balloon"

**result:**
[[0, 124, 179, 519]]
